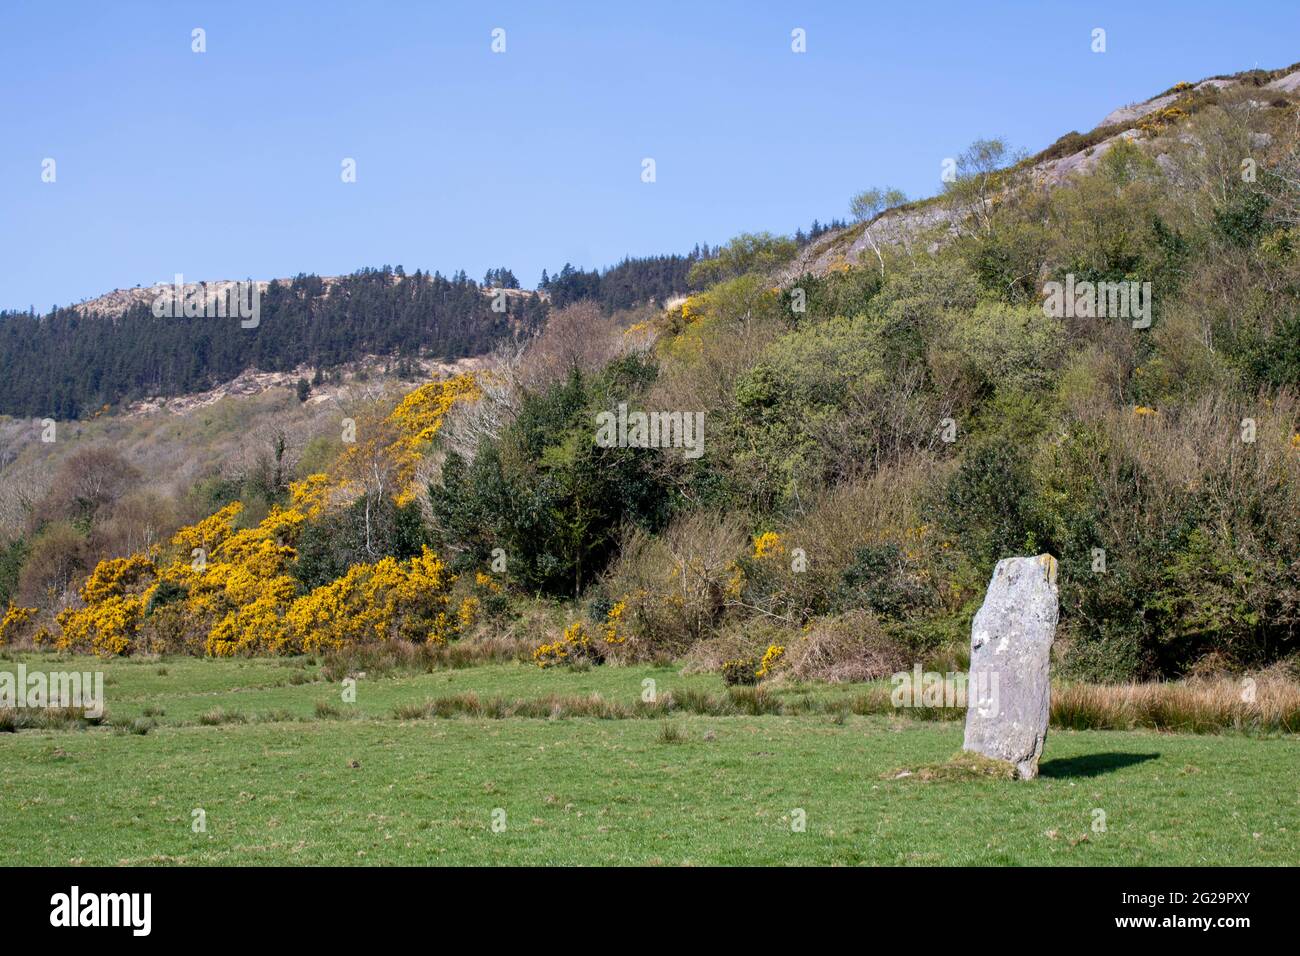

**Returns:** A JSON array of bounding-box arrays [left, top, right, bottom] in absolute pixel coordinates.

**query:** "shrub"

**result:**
[[755, 643, 786, 679], [721, 658, 758, 686], [784, 610, 911, 683], [0, 603, 37, 646], [835, 544, 929, 620], [596, 512, 749, 657], [727, 313, 891, 513], [533, 621, 603, 668], [946, 301, 1066, 392], [1039, 394, 1300, 679], [783, 267, 883, 323], [939, 438, 1041, 575], [284, 546, 458, 654], [292, 496, 428, 591]]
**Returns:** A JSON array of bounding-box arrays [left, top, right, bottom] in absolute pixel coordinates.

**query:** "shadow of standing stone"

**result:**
[[962, 554, 1059, 780]]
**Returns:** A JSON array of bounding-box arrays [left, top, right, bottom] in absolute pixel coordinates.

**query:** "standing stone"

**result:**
[[962, 554, 1059, 779]]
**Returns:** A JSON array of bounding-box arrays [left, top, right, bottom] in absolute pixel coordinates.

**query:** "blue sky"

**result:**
[[2, 0, 1298, 311]]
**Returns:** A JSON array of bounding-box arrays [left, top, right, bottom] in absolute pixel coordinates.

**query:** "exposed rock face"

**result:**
[[775, 204, 960, 282], [962, 554, 1059, 779], [1030, 129, 1141, 187], [1265, 69, 1300, 93], [1097, 92, 1181, 130], [1094, 78, 1235, 129]]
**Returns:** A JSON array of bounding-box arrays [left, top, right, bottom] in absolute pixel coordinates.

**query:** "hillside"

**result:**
[[2, 58, 1299, 691], [17, 63, 1292, 423], [0, 268, 544, 419], [0, 246, 725, 419], [783, 60, 1300, 280]]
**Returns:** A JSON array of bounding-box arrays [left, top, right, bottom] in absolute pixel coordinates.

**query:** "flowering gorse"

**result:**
[[49, 376, 480, 657]]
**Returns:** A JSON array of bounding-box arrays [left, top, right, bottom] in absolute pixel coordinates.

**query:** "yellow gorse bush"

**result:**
[[52, 376, 480, 657], [534, 620, 593, 667], [57, 592, 145, 657], [752, 531, 783, 559], [602, 600, 627, 644], [756, 643, 786, 679], [0, 603, 38, 645], [170, 501, 244, 555], [376, 373, 480, 504], [532, 597, 639, 666], [284, 547, 454, 654], [679, 295, 704, 324]]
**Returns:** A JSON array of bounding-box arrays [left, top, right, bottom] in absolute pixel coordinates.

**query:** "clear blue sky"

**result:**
[[2, 0, 1297, 311]]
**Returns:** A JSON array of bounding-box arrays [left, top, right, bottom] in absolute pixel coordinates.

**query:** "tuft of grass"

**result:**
[[389, 689, 788, 722], [886, 750, 1017, 782], [115, 717, 155, 736], [849, 688, 893, 716], [658, 722, 685, 744], [252, 709, 295, 724], [728, 686, 783, 715], [392, 701, 430, 720], [313, 700, 343, 720], [198, 707, 246, 727], [142, 705, 165, 718], [846, 678, 1300, 735], [0, 706, 109, 731]]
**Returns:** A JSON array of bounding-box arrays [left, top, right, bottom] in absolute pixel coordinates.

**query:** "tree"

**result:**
[[428, 362, 673, 596], [37, 447, 140, 530], [687, 233, 798, 287], [848, 187, 908, 277], [849, 187, 907, 223], [17, 521, 87, 608], [483, 267, 520, 289], [296, 378, 311, 403], [334, 400, 403, 560], [942, 138, 1019, 237]]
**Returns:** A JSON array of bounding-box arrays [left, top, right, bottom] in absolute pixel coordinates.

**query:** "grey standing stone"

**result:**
[[962, 554, 1059, 779]]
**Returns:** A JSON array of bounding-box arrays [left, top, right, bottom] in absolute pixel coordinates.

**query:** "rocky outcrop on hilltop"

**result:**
[[780, 61, 1300, 283]]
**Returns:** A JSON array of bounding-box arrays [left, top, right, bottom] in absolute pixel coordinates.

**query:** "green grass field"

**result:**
[[1, 654, 1296, 865]]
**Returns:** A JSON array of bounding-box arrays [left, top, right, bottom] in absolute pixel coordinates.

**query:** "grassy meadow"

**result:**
[[1, 653, 1296, 866]]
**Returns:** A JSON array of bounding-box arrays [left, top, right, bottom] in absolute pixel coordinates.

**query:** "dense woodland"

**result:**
[[540, 251, 707, 311], [0, 268, 545, 419], [538, 219, 848, 312]]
